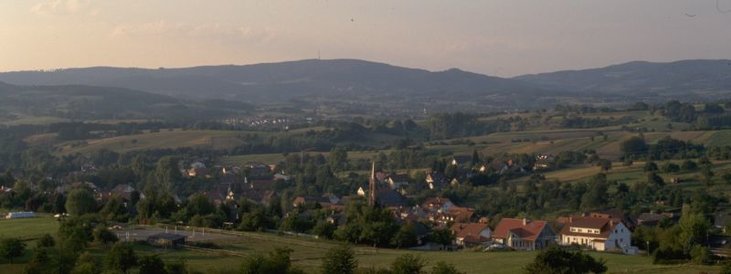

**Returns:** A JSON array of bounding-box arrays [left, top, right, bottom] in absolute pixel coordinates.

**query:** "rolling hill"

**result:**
[[515, 59, 731, 102], [0, 59, 563, 112], [0, 82, 251, 121]]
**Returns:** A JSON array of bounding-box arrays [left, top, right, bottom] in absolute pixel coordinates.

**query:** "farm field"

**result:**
[[220, 150, 392, 166], [536, 160, 731, 184], [0, 215, 59, 240], [219, 127, 731, 166], [52, 126, 334, 156], [0, 219, 720, 274], [55, 129, 253, 155]]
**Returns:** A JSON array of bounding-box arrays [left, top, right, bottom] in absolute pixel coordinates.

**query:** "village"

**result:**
[[2, 154, 659, 256]]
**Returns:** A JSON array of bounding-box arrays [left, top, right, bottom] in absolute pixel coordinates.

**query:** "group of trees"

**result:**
[[23, 238, 186, 274], [238, 244, 465, 274], [633, 206, 714, 265], [621, 136, 705, 160], [660, 100, 731, 129]]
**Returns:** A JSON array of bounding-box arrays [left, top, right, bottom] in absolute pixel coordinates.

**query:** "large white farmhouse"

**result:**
[[559, 216, 631, 251]]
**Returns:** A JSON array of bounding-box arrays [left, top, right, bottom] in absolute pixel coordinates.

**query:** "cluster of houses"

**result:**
[[445, 208, 636, 254], [45, 158, 673, 255], [282, 164, 641, 254]]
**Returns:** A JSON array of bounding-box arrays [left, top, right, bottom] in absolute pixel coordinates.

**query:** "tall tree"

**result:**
[[104, 243, 138, 274], [139, 255, 167, 274], [154, 156, 181, 193], [70, 252, 99, 274], [328, 147, 349, 172], [678, 206, 710, 252], [65, 188, 97, 216], [620, 136, 648, 157], [430, 228, 455, 250]]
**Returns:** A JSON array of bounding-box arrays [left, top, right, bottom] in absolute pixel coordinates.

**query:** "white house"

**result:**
[[559, 216, 631, 251]]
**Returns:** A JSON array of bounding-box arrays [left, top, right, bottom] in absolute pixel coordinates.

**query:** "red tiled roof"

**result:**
[[447, 207, 474, 223], [422, 197, 452, 208], [493, 218, 547, 241], [451, 223, 490, 244]]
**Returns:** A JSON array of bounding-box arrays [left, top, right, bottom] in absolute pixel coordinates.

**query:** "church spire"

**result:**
[[369, 161, 377, 207]]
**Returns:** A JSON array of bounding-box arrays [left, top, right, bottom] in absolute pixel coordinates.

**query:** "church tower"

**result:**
[[369, 161, 377, 207]]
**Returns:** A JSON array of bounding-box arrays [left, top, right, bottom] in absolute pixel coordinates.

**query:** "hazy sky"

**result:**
[[1, 0, 730, 77]]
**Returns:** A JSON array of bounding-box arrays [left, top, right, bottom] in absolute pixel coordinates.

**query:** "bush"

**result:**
[[680, 160, 698, 172], [0, 238, 26, 264], [430, 261, 464, 274], [321, 245, 357, 274], [644, 161, 658, 172], [524, 246, 607, 274], [390, 254, 425, 274], [690, 245, 712, 265], [652, 247, 687, 264]]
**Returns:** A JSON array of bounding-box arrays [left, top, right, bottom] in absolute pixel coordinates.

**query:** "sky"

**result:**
[[1, 0, 730, 77]]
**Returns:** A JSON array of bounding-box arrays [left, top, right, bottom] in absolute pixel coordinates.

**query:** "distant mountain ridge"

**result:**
[[0, 59, 729, 112], [0, 59, 552, 106], [514, 59, 731, 101]]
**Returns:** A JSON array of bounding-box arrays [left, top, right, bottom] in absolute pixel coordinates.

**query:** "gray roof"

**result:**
[[148, 233, 186, 241]]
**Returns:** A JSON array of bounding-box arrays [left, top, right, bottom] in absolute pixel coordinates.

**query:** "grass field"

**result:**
[[708, 130, 731, 147], [100, 229, 724, 274], [0, 216, 59, 271], [0, 115, 69, 126], [111, 228, 722, 274], [0, 217, 722, 273], [53, 126, 333, 156], [55, 129, 250, 155], [535, 160, 731, 185], [220, 150, 391, 167], [0, 216, 59, 240]]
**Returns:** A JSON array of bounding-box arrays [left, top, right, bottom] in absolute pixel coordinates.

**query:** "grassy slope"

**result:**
[[0, 217, 60, 271], [0, 212, 721, 274], [53, 126, 333, 156], [54, 129, 274, 155], [217, 128, 731, 166]]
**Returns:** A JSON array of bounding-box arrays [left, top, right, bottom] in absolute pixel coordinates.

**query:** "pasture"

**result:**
[[98, 227, 723, 274], [0, 217, 722, 273], [0, 215, 59, 240]]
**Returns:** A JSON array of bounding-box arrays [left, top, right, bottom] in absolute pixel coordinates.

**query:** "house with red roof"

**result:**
[[492, 218, 555, 250], [451, 222, 492, 247], [559, 215, 631, 251]]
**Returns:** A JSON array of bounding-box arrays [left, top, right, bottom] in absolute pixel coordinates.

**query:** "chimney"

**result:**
[[569, 216, 573, 223], [522, 218, 527, 226]]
